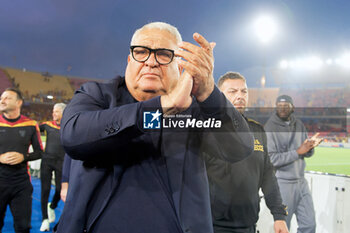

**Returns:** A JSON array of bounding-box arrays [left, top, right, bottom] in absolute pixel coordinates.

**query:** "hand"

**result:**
[[175, 33, 216, 102], [274, 220, 289, 233], [0, 152, 24, 165], [296, 138, 315, 155], [161, 70, 193, 115], [310, 132, 323, 147], [61, 182, 69, 202]]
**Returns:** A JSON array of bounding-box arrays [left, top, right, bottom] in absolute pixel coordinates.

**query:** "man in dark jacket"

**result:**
[[0, 88, 43, 233], [56, 22, 254, 233], [264, 95, 322, 233], [39, 103, 66, 231], [205, 72, 288, 233]]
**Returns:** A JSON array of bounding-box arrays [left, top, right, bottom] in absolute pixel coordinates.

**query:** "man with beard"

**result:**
[[205, 72, 288, 233], [0, 88, 43, 233], [264, 95, 322, 233]]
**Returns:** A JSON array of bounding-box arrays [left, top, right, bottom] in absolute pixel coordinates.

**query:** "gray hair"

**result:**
[[217, 72, 246, 89], [54, 103, 66, 111], [130, 22, 182, 46]]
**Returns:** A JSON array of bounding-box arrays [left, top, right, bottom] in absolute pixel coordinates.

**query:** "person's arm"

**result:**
[[61, 154, 72, 183], [23, 123, 43, 162], [61, 174, 69, 202], [61, 182, 69, 202], [265, 131, 300, 168], [60, 154, 72, 202], [299, 124, 315, 158], [260, 130, 287, 222], [60, 81, 163, 162]]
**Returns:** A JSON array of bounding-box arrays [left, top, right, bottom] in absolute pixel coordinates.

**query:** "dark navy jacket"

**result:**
[[57, 76, 254, 233]]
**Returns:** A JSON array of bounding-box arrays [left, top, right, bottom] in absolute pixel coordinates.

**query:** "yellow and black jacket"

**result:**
[[0, 114, 43, 184], [40, 121, 65, 161]]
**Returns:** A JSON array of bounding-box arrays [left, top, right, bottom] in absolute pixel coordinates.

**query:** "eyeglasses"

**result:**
[[130, 46, 175, 65]]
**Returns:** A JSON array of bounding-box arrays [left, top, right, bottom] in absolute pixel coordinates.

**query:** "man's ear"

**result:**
[[17, 99, 23, 108], [127, 55, 131, 63]]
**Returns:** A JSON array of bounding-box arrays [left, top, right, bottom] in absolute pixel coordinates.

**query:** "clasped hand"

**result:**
[[0, 151, 25, 165], [161, 33, 215, 114], [297, 133, 323, 155]]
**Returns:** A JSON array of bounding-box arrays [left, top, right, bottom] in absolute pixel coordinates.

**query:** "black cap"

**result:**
[[276, 95, 293, 105]]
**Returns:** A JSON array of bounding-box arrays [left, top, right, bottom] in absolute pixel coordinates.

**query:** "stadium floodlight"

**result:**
[[304, 56, 323, 70], [279, 60, 288, 69], [260, 75, 266, 88], [289, 60, 296, 69], [336, 53, 350, 69], [253, 15, 277, 44], [326, 59, 333, 65], [278, 56, 323, 70]]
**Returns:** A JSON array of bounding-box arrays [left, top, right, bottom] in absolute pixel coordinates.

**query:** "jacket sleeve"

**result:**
[[301, 124, 314, 158], [60, 81, 162, 162], [23, 123, 43, 162], [62, 154, 72, 183], [260, 130, 287, 221], [199, 86, 254, 163]]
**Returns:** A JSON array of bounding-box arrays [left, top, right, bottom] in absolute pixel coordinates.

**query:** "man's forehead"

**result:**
[[227, 87, 247, 90], [277, 102, 292, 107], [223, 79, 247, 88], [132, 28, 178, 49], [2, 91, 16, 97]]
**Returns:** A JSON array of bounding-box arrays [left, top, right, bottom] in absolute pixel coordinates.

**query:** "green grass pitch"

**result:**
[[305, 147, 350, 176]]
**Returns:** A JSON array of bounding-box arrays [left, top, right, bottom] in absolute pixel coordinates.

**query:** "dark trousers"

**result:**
[[0, 179, 33, 233], [214, 225, 256, 233], [40, 159, 63, 220]]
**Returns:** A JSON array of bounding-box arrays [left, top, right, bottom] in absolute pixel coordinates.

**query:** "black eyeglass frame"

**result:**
[[130, 45, 175, 65]]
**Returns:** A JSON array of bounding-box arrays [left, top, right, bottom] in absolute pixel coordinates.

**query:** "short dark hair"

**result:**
[[217, 72, 246, 89], [4, 87, 24, 101]]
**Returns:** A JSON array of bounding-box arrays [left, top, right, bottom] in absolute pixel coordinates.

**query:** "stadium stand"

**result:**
[[21, 102, 53, 122], [248, 87, 350, 108], [0, 68, 14, 94], [69, 77, 95, 92], [279, 87, 350, 107], [4, 67, 75, 103], [248, 88, 280, 107], [0, 66, 101, 122]]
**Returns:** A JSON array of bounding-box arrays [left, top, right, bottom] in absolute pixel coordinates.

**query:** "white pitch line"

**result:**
[[309, 163, 350, 166]]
